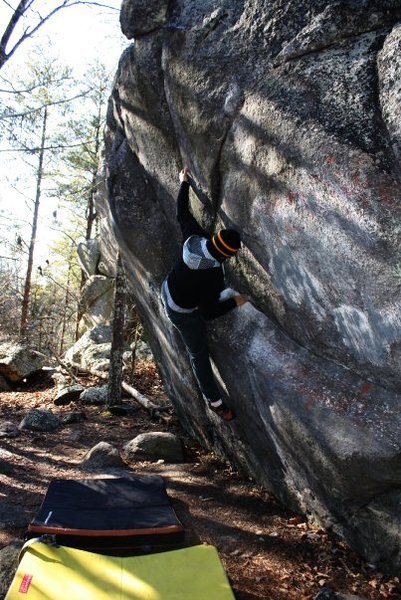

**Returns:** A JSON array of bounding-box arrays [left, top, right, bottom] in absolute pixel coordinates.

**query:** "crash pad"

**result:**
[[27, 475, 184, 552], [6, 541, 235, 599]]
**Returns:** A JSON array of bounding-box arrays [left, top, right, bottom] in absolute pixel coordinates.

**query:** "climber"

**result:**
[[161, 167, 248, 421]]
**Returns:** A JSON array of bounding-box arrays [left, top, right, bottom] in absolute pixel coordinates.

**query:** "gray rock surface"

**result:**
[[120, 0, 169, 38], [100, 0, 401, 572], [0, 342, 45, 382], [54, 384, 85, 406], [19, 409, 61, 432], [0, 421, 20, 438], [76, 239, 101, 277], [0, 541, 24, 600], [122, 432, 185, 463], [62, 411, 86, 424], [79, 275, 114, 329], [80, 441, 124, 470], [65, 324, 112, 372], [80, 385, 109, 405]]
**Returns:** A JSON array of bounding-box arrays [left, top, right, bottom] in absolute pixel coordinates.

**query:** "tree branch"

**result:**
[[0, 89, 91, 119]]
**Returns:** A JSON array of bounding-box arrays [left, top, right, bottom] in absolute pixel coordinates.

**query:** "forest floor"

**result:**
[[1, 362, 401, 600]]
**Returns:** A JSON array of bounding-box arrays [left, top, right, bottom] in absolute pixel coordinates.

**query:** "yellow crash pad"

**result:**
[[6, 541, 235, 599]]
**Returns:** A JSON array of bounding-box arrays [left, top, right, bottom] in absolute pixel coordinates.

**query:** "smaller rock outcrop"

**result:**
[[62, 411, 86, 425], [122, 432, 185, 463], [54, 384, 85, 406], [65, 324, 112, 372], [0, 342, 45, 382], [19, 409, 61, 432], [80, 442, 124, 470], [80, 385, 109, 405], [0, 421, 20, 438]]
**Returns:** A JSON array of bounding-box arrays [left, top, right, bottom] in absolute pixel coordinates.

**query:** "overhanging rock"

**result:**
[[98, 0, 401, 573]]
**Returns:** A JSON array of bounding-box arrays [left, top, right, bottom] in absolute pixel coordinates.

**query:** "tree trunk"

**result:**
[[20, 106, 48, 339], [75, 92, 103, 340], [59, 242, 74, 355], [107, 252, 126, 407]]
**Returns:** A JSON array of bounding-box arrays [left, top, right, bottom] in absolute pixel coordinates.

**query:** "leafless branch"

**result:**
[[0, 90, 91, 119], [0, 140, 93, 152], [2, 1, 118, 67]]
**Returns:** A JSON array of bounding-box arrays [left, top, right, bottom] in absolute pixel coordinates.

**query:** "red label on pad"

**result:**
[[18, 574, 33, 593]]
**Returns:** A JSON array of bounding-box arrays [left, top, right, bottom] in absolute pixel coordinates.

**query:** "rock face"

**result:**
[[100, 0, 401, 572], [0, 342, 45, 382]]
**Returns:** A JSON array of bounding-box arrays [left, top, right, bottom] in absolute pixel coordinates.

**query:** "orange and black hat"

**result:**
[[209, 229, 241, 260]]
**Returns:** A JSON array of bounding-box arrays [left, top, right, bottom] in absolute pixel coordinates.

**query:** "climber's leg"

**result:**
[[161, 287, 234, 420]]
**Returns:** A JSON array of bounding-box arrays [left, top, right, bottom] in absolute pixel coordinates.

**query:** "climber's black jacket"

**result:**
[[166, 181, 236, 320]]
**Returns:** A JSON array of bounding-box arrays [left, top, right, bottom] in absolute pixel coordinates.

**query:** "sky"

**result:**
[[0, 0, 128, 263]]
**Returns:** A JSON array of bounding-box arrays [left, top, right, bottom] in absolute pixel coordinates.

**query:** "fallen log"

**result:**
[[65, 360, 162, 413]]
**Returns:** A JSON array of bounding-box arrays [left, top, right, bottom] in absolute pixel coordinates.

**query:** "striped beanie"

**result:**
[[209, 229, 241, 260]]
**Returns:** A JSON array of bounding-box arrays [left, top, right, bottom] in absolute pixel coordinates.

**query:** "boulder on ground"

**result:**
[[0, 421, 20, 438], [19, 409, 61, 432], [62, 411, 86, 425], [80, 442, 125, 470], [0, 541, 24, 599], [80, 385, 109, 405], [54, 384, 85, 406], [122, 432, 185, 463], [0, 342, 45, 382], [65, 324, 112, 372]]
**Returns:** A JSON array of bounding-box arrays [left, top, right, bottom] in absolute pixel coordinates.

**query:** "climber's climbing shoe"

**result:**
[[208, 400, 235, 421]]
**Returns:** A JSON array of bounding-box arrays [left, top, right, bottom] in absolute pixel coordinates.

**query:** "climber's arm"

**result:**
[[199, 294, 248, 320], [176, 169, 208, 241]]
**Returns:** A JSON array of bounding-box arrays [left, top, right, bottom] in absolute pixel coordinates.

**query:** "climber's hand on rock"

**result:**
[[179, 167, 190, 183], [234, 294, 249, 307]]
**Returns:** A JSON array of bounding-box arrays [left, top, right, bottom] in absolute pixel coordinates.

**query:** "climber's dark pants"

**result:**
[[161, 286, 221, 402]]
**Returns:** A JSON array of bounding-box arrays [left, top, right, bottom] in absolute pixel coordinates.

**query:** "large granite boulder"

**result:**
[[100, 0, 401, 573], [65, 324, 112, 372], [0, 342, 45, 382]]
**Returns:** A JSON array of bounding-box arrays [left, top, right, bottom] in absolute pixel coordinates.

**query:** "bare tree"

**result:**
[[19, 103, 47, 338], [0, 0, 118, 70], [107, 252, 125, 408]]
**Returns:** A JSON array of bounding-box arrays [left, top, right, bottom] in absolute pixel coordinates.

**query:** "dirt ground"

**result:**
[[1, 362, 401, 600]]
